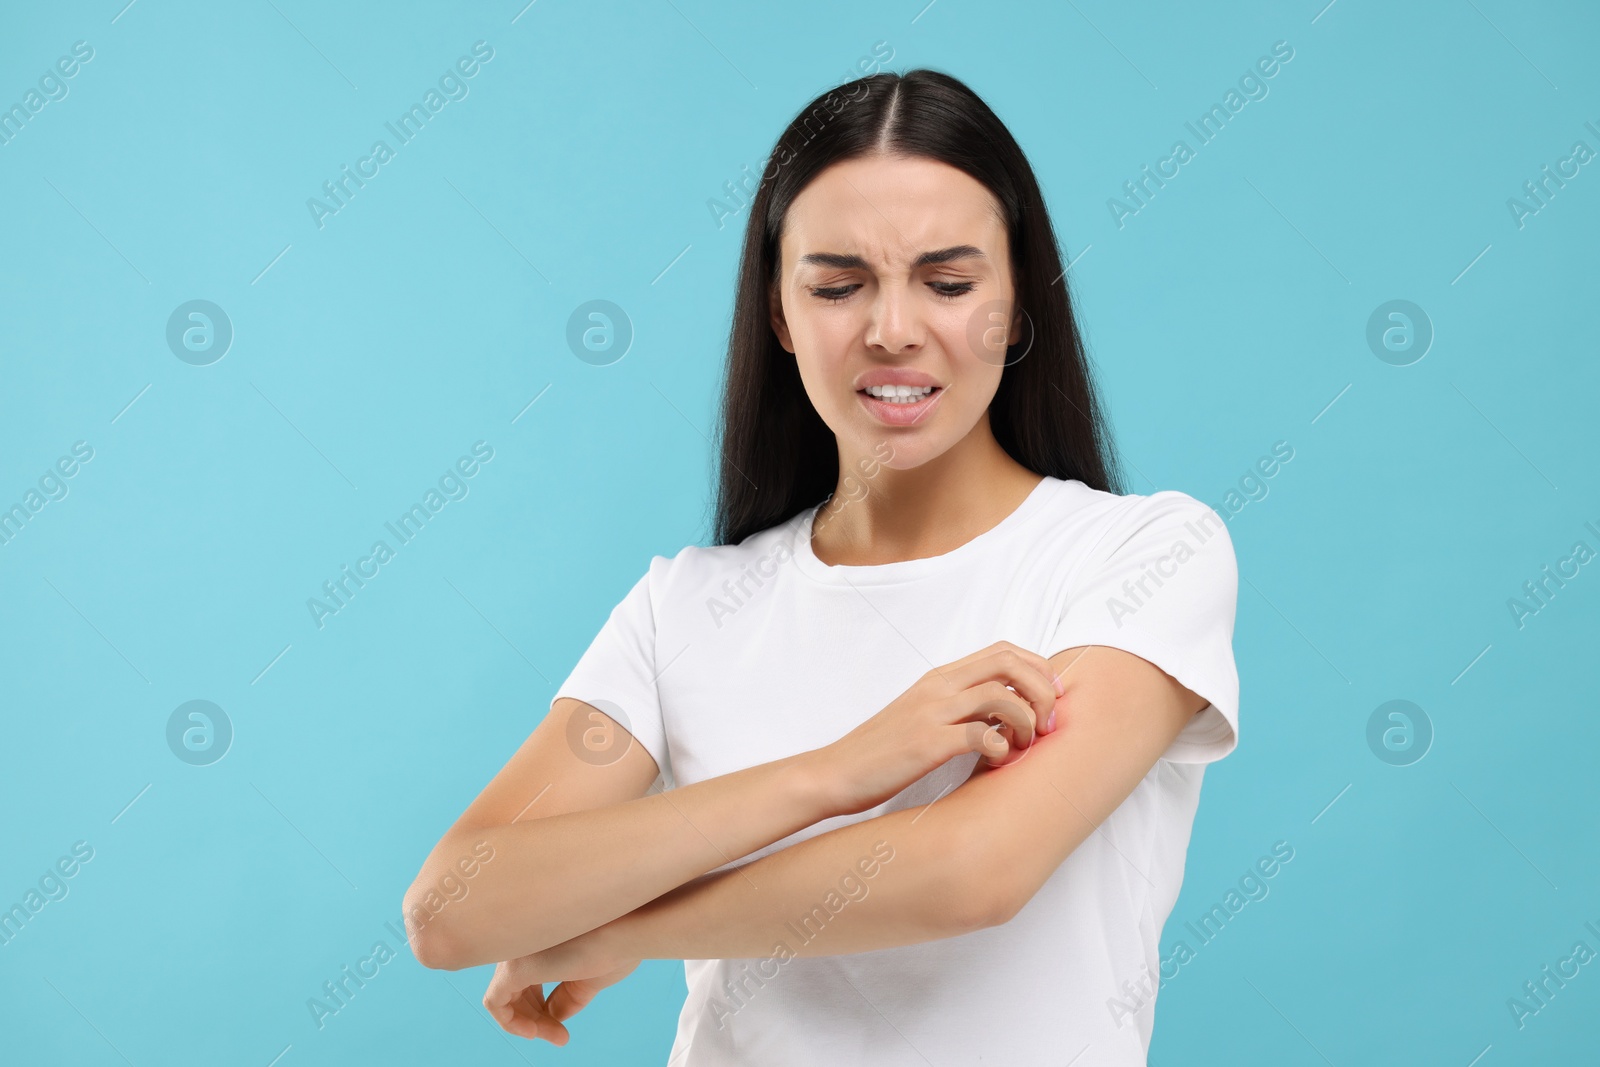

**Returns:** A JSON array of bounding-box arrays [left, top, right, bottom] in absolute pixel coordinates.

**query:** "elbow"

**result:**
[[402, 887, 562, 971], [411, 927, 461, 972], [402, 888, 465, 971], [947, 825, 1026, 932]]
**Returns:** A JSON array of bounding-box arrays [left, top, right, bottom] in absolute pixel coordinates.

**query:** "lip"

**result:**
[[856, 384, 945, 426], [853, 368, 943, 390]]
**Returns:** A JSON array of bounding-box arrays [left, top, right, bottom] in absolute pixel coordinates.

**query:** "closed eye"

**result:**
[[808, 281, 978, 304]]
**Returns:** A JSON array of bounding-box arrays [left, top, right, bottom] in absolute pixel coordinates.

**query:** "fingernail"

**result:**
[[1053, 676, 1064, 696], [1047, 710, 1056, 732]]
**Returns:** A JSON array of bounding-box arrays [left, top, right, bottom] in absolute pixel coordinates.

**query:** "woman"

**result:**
[[405, 68, 1240, 1065]]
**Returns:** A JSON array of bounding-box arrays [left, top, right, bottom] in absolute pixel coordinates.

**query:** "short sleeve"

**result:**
[[550, 558, 673, 785], [1046, 491, 1239, 764]]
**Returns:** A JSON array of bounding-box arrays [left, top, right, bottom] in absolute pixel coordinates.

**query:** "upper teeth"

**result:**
[[865, 385, 935, 403]]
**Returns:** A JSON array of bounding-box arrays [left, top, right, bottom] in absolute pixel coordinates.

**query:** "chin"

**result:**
[[853, 435, 942, 469]]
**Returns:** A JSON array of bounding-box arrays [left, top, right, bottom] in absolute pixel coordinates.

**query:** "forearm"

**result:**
[[412, 751, 843, 969], [594, 786, 996, 961], [592, 651, 1208, 966]]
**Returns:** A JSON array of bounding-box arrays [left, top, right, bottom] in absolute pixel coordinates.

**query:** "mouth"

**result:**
[[855, 384, 945, 426]]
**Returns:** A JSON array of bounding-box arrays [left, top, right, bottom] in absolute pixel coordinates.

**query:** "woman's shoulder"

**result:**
[[1033, 477, 1218, 528], [638, 509, 810, 592], [1032, 477, 1234, 564]]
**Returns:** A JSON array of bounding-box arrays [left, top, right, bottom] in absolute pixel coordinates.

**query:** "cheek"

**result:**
[[791, 348, 854, 423], [807, 310, 862, 355], [934, 310, 1002, 374], [792, 315, 859, 379], [939, 354, 1004, 417]]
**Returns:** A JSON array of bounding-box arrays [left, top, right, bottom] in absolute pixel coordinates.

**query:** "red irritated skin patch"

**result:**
[[971, 689, 1070, 776], [971, 645, 1209, 780]]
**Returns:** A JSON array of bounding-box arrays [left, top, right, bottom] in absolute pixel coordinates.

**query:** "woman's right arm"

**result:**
[[405, 695, 842, 971], [408, 641, 1061, 972]]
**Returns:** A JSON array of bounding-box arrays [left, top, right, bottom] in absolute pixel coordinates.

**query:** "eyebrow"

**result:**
[[797, 245, 987, 271]]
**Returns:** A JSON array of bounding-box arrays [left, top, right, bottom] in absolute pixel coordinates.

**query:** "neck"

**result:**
[[811, 416, 1044, 567]]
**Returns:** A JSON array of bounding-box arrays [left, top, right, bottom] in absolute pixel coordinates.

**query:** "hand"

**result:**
[[816, 640, 1065, 815], [482, 925, 641, 1044]]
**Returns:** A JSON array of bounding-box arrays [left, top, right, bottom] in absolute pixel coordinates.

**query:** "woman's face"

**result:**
[[770, 153, 1021, 472]]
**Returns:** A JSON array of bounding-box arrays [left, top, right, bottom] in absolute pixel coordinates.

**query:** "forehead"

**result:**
[[779, 154, 1007, 271]]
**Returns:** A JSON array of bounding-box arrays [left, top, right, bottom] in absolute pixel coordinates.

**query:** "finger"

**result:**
[[531, 1014, 571, 1045], [953, 718, 1020, 767], [487, 996, 550, 1042], [945, 642, 1064, 698], [987, 641, 1063, 695], [978, 690, 1037, 751], [960, 681, 1036, 748], [940, 659, 1056, 735], [937, 652, 1060, 732], [980, 649, 1062, 728], [953, 684, 1037, 752], [973, 721, 1010, 764], [967, 713, 1047, 769], [514, 986, 571, 1045], [547, 979, 599, 1022]]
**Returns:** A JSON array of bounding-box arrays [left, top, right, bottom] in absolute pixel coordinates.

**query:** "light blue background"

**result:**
[[2, 1, 1596, 1063]]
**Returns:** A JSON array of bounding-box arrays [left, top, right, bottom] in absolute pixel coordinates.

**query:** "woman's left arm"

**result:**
[[589, 644, 1205, 963], [485, 645, 1206, 1039]]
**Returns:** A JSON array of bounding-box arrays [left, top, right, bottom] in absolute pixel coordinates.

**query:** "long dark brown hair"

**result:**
[[712, 68, 1124, 547]]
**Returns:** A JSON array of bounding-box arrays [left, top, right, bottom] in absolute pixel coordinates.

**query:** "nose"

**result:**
[[864, 281, 923, 354]]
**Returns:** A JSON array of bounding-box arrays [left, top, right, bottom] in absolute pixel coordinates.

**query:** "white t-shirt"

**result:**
[[551, 475, 1240, 1066]]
